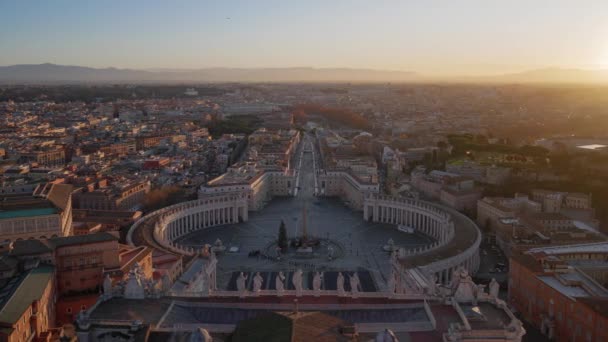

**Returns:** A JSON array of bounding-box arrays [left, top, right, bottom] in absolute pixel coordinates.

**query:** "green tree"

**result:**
[[278, 220, 288, 252]]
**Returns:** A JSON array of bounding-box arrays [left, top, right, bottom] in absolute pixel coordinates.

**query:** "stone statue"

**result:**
[[489, 278, 500, 299], [312, 272, 323, 295], [292, 269, 303, 296], [453, 269, 476, 303], [327, 245, 334, 261], [276, 272, 286, 294], [349, 272, 360, 297], [337, 272, 345, 296], [124, 269, 145, 299], [103, 274, 113, 297], [236, 272, 248, 296], [253, 272, 263, 293], [386, 270, 397, 296]]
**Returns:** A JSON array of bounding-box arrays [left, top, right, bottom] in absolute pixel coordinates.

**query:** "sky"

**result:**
[[1, 0, 608, 76]]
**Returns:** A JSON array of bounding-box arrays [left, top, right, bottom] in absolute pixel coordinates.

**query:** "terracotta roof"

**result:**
[[46, 183, 74, 211]]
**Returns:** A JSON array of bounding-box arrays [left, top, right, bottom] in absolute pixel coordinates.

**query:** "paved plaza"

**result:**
[[176, 137, 434, 290]]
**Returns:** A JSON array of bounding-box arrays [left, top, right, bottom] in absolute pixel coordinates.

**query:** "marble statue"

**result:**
[[276, 272, 286, 294], [124, 269, 145, 299], [489, 278, 500, 299], [236, 272, 248, 296], [337, 272, 345, 296], [253, 272, 263, 293], [312, 272, 323, 295], [453, 268, 476, 303], [103, 274, 113, 297], [349, 273, 360, 297], [292, 269, 303, 296]]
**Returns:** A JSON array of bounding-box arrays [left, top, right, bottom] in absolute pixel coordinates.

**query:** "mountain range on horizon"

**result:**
[[0, 63, 607, 84]]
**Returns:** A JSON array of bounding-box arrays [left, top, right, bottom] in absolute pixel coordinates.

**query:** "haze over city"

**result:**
[[2, 2, 608, 342]]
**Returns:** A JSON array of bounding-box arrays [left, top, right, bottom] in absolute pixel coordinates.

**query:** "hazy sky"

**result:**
[[1, 0, 608, 76]]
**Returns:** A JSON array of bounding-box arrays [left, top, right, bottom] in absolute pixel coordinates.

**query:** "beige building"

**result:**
[[18, 147, 65, 166], [200, 163, 295, 213], [476, 194, 541, 230], [0, 266, 55, 342], [74, 181, 150, 211], [0, 183, 73, 242]]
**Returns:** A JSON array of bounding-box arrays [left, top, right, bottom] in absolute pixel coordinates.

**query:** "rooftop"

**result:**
[[527, 242, 608, 255], [0, 207, 57, 219], [0, 266, 54, 325], [9, 232, 118, 256]]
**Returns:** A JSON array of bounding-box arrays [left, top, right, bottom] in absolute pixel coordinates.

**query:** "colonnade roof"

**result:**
[[399, 205, 480, 267]]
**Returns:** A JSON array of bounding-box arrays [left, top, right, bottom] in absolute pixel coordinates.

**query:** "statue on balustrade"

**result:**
[[276, 272, 286, 294], [312, 272, 323, 295], [236, 272, 248, 296], [253, 272, 264, 293], [103, 274, 113, 296], [337, 272, 345, 296], [292, 269, 303, 296], [349, 272, 360, 297]]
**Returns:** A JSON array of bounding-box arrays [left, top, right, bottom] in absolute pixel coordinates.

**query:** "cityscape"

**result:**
[[1, 1, 608, 342]]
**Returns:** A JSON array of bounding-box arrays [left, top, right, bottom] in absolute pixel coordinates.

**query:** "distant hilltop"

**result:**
[[0, 63, 607, 84], [0, 63, 419, 84]]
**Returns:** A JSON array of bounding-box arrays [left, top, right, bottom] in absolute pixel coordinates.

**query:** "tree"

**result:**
[[278, 220, 288, 252]]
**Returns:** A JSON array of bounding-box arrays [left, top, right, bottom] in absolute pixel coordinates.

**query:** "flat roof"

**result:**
[[538, 275, 590, 298], [0, 207, 57, 219]]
